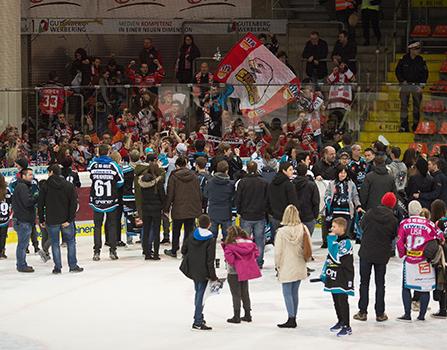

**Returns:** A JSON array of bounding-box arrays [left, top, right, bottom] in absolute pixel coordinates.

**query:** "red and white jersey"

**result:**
[[39, 86, 66, 115]]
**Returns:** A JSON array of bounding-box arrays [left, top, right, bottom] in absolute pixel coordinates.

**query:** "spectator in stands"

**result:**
[[332, 30, 357, 74], [258, 33, 279, 55], [176, 35, 201, 84], [69, 48, 91, 89], [139, 38, 162, 74], [360, 154, 396, 211], [337, 133, 353, 156], [235, 161, 269, 268], [361, 0, 381, 46], [302, 31, 329, 82], [204, 160, 235, 241], [97, 70, 112, 135], [209, 143, 243, 180], [335, 0, 358, 39], [293, 163, 320, 235], [387, 147, 408, 193], [406, 157, 435, 209], [395, 41, 428, 132], [91, 57, 102, 85], [277, 51, 296, 75]]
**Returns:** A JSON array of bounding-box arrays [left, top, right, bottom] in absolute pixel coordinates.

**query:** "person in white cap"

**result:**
[[395, 41, 428, 132]]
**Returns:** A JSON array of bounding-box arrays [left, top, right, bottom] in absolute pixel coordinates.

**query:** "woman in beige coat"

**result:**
[[274, 205, 312, 328]]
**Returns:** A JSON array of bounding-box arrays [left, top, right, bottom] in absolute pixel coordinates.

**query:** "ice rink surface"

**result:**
[[0, 229, 445, 350]]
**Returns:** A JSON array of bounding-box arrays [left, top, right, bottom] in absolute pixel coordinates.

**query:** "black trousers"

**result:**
[[162, 213, 170, 240], [362, 9, 381, 44], [227, 274, 251, 313], [336, 9, 356, 40], [30, 225, 39, 250], [332, 293, 350, 327], [106, 204, 123, 243], [358, 259, 386, 316], [93, 210, 118, 253], [142, 214, 161, 257], [172, 218, 195, 254], [0, 226, 7, 252]]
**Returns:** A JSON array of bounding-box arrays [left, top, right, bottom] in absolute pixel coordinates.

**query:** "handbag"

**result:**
[[302, 225, 313, 262]]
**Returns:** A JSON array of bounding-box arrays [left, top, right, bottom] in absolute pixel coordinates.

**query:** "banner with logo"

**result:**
[[21, 18, 287, 35], [22, 0, 252, 19], [215, 33, 300, 119]]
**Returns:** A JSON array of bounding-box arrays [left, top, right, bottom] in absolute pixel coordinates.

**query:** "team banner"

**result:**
[[21, 19, 286, 35], [215, 33, 300, 119], [22, 0, 251, 19]]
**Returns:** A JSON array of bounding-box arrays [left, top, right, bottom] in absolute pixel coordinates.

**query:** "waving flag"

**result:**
[[215, 33, 300, 119]]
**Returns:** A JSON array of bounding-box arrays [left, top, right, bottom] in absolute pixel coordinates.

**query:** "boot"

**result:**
[[277, 317, 297, 328], [227, 309, 241, 324], [241, 310, 252, 322]]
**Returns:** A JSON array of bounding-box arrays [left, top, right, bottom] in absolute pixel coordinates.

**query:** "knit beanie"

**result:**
[[381, 192, 397, 209], [408, 200, 423, 216]]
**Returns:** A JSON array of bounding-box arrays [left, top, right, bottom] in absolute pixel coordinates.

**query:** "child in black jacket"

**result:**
[[180, 214, 218, 330]]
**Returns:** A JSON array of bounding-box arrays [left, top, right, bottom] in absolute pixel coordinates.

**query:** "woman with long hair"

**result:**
[[406, 157, 435, 209], [139, 162, 166, 259], [222, 225, 260, 324], [325, 165, 362, 238], [0, 174, 12, 259], [274, 205, 312, 328], [176, 35, 201, 83]]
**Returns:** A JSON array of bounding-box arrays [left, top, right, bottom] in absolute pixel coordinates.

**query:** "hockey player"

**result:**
[[88, 144, 124, 261]]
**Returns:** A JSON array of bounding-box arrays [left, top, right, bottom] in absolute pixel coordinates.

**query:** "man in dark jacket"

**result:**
[[12, 168, 38, 272], [395, 41, 429, 132], [204, 160, 234, 241], [354, 192, 398, 322], [293, 163, 320, 235], [164, 156, 202, 257], [420, 157, 447, 205], [38, 164, 82, 274], [180, 214, 217, 330], [332, 30, 357, 74], [267, 162, 299, 242], [302, 31, 329, 81], [209, 143, 243, 180], [360, 154, 396, 211], [313, 146, 337, 181], [139, 38, 162, 74], [235, 161, 268, 267]]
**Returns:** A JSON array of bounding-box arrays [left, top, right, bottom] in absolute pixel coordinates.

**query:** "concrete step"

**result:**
[[359, 131, 414, 143], [368, 110, 402, 121], [363, 121, 401, 132]]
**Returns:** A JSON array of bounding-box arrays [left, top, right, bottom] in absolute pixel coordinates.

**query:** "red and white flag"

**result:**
[[215, 33, 300, 119]]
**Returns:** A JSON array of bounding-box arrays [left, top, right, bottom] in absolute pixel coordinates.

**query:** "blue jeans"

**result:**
[[240, 219, 265, 267], [47, 223, 78, 270], [210, 219, 232, 240], [402, 284, 430, 319], [269, 216, 281, 243], [13, 219, 33, 270], [282, 280, 301, 318], [194, 280, 208, 325]]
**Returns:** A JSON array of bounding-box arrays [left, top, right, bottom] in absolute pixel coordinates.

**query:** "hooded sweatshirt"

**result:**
[[204, 172, 234, 222], [274, 225, 309, 283], [12, 179, 38, 223], [267, 173, 299, 220], [360, 165, 396, 210], [293, 175, 320, 222], [138, 173, 166, 217], [222, 238, 261, 282], [38, 175, 78, 225], [180, 227, 217, 282], [359, 205, 398, 264], [165, 167, 202, 220]]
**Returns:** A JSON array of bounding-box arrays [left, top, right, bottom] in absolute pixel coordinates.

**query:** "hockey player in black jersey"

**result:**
[[88, 144, 124, 261]]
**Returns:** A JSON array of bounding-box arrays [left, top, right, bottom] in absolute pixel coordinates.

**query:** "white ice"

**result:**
[[0, 228, 445, 350]]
